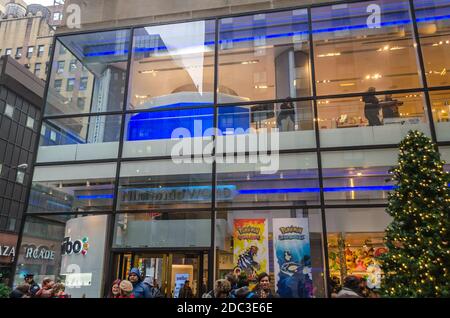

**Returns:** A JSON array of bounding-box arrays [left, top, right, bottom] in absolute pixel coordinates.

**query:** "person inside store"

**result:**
[[382, 94, 403, 121], [128, 268, 154, 298], [277, 99, 296, 132], [336, 275, 363, 298], [35, 277, 55, 298], [23, 272, 40, 297], [363, 87, 382, 126], [253, 272, 279, 298], [178, 280, 194, 298], [109, 279, 122, 298]]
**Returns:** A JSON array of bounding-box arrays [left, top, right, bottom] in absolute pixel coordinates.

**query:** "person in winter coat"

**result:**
[[253, 272, 279, 298], [110, 279, 121, 298], [52, 283, 70, 298], [178, 280, 194, 298], [203, 279, 231, 298], [143, 277, 164, 298], [229, 275, 257, 299], [128, 268, 152, 298], [10, 284, 30, 298], [119, 280, 135, 298], [35, 278, 54, 298], [23, 273, 40, 297], [336, 276, 363, 298]]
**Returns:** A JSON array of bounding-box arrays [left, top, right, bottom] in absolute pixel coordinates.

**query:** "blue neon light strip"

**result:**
[[83, 13, 450, 58], [76, 185, 398, 200]]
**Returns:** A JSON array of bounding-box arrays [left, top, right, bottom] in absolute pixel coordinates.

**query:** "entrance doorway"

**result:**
[[113, 251, 208, 298]]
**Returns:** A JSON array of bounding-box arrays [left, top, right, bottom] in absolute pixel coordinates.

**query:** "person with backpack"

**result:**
[[229, 273, 257, 299]]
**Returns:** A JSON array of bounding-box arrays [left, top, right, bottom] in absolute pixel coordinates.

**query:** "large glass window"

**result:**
[[118, 160, 213, 211], [216, 153, 320, 208], [122, 107, 214, 158], [27, 163, 116, 213], [14, 214, 110, 298], [113, 212, 211, 248], [321, 149, 397, 205], [326, 208, 392, 293], [415, 0, 450, 87], [317, 92, 431, 147], [218, 9, 311, 103], [216, 209, 325, 298], [217, 101, 315, 152], [37, 115, 121, 163], [312, 0, 422, 96], [128, 21, 215, 110], [45, 30, 130, 116], [430, 90, 450, 141]]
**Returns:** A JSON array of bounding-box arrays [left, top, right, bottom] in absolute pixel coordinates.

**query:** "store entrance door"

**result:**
[[114, 251, 206, 298]]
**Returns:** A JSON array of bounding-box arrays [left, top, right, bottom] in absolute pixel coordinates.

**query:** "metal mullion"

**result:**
[[308, 7, 331, 298], [208, 17, 220, 292], [124, 103, 213, 115], [10, 35, 58, 288], [315, 87, 428, 101], [102, 28, 135, 297], [408, 0, 438, 143], [216, 96, 314, 108], [43, 110, 124, 121]]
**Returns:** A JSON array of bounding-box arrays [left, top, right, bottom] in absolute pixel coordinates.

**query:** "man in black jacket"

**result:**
[[363, 87, 382, 126], [24, 273, 40, 297]]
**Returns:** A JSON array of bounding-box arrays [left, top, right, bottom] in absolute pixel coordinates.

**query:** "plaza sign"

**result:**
[[24, 245, 55, 260], [0, 245, 15, 258]]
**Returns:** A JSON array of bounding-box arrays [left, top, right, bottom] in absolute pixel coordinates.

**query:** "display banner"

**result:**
[[272, 218, 313, 298], [233, 219, 269, 282]]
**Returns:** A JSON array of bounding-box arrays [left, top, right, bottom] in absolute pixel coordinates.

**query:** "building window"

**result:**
[[37, 45, 45, 57], [66, 78, 76, 92], [27, 46, 34, 59], [54, 79, 62, 92], [77, 97, 86, 110], [56, 61, 65, 74], [16, 170, 25, 184], [59, 45, 67, 55], [69, 59, 77, 72], [26, 116, 35, 129], [79, 77, 88, 91], [5, 48, 12, 56], [34, 63, 41, 76], [53, 12, 63, 21], [4, 104, 14, 118], [15, 47, 22, 59]]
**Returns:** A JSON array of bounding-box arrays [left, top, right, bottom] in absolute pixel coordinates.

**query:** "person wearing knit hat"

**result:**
[[214, 279, 231, 298], [119, 280, 135, 298]]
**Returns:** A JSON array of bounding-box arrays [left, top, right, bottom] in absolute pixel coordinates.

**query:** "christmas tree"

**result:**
[[378, 130, 450, 297]]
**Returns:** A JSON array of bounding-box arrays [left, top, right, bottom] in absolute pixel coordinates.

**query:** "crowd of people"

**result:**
[[9, 273, 70, 298], [329, 275, 380, 298]]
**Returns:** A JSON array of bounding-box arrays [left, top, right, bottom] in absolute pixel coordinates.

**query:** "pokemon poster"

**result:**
[[233, 219, 269, 282], [273, 218, 313, 298]]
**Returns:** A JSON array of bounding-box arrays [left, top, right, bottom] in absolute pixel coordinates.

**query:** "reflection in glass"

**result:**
[[312, 0, 422, 95], [317, 92, 430, 147], [414, 0, 450, 87], [45, 30, 130, 116], [321, 149, 397, 204], [27, 163, 116, 213], [14, 214, 109, 298], [128, 21, 216, 110], [218, 10, 311, 103], [113, 212, 211, 248], [430, 90, 450, 141], [118, 160, 213, 211], [216, 154, 319, 208], [37, 115, 121, 162]]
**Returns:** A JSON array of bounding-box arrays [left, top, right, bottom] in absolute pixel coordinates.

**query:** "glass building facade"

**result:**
[[13, 0, 450, 298]]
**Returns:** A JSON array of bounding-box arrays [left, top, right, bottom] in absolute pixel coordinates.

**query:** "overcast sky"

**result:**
[[24, 0, 57, 6]]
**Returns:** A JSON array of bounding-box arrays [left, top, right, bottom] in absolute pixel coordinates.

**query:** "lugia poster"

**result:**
[[273, 218, 313, 298], [233, 219, 269, 282]]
